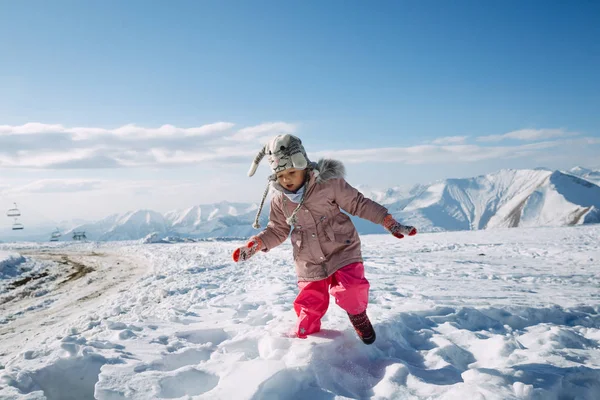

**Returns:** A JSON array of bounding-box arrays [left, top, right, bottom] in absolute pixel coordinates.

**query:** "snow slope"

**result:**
[[518, 171, 600, 227], [1, 225, 599, 399]]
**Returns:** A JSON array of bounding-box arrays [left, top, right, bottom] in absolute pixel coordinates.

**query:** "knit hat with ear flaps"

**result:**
[[247, 134, 310, 177], [248, 134, 311, 229]]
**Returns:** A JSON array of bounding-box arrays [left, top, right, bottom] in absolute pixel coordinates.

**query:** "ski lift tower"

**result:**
[[72, 231, 87, 241]]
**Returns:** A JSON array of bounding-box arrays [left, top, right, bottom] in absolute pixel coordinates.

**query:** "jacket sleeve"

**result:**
[[332, 178, 389, 225], [255, 195, 291, 251]]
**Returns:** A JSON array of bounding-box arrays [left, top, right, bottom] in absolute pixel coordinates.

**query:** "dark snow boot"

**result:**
[[348, 311, 376, 345]]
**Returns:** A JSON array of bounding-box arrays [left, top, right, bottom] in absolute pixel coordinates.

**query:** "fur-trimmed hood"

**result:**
[[314, 159, 346, 184]]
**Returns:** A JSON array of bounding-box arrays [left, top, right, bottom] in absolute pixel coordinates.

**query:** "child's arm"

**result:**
[[232, 197, 290, 262], [332, 177, 389, 224], [255, 197, 291, 251], [332, 178, 417, 238]]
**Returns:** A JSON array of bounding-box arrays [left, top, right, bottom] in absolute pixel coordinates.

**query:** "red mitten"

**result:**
[[383, 215, 417, 239], [232, 237, 265, 262]]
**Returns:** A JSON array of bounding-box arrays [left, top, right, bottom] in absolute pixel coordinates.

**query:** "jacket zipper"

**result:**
[[285, 190, 327, 279]]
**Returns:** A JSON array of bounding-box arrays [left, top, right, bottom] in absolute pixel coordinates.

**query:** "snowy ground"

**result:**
[[0, 225, 599, 399]]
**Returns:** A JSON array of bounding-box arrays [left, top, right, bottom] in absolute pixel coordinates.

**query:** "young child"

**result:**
[[232, 134, 417, 344]]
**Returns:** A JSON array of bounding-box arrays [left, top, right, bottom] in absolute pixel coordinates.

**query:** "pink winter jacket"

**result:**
[[256, 159, 389, 281]]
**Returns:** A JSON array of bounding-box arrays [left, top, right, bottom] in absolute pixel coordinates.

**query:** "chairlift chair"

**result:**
[[7, 203, 20, 217], [12, 222, 24, 230], [50, 229, 61, 241]]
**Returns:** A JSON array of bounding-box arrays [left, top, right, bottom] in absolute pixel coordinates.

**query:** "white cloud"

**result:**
[[1, 122, 595, 172], [0, 148, 100, 168], [68, 122, 235, 140], [0, 122, 278, 169], [228, 122, 297, 142], [147, 147, 255, 165], [0, 122, 235, 140], [582, 137, 600, 145], [3, 178, 197, 197], [7, 179, 103, 194], [312, 141, 562, 165], [431, 136, 468, 145], [0, 122, 65, 135], [477, 128, 578, 142]]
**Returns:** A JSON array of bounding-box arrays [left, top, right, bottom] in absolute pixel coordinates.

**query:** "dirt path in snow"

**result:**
[[0, 249, 149, 361]]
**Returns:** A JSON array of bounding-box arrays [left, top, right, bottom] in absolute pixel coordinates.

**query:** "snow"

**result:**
[[0, 251, 27, 280], [0, 225, 599, 399]]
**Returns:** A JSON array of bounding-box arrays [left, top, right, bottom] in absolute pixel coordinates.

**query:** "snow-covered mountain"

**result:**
[[566, 166, 600, 185], [7, 167, 600, 242], [390, 169, 600, 232], [99, 210, 168, 241], [62, 202, 268, 241], [354, 184, 426, 206], [164, 202, 261, 238]]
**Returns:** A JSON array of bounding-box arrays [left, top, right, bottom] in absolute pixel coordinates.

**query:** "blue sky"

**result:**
[[0, 0, 599, 222]]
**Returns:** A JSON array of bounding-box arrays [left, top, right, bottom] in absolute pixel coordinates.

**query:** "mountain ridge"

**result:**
[[3, 166, 599, 242]]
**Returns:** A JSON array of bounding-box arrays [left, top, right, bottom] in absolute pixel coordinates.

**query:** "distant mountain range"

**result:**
[[2, 166, 599, 242], [567, 166, 600, 185], [66, 202, 264, 242]]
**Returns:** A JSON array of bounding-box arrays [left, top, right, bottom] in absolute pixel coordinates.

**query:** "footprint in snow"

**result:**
[[158, 368, 219, 398], [175, 328, 230, 346], [134, 347, 213, 373]]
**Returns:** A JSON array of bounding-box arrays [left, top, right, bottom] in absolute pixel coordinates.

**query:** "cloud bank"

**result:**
[[0, 123, 596, 169], [0, 122, 292, 168], [476, 128, 578, 142]]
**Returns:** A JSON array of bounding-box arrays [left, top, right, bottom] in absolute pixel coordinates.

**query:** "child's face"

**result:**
[[277, 168, 306, 192]]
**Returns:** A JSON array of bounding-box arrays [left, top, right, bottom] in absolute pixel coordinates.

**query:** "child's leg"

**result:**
[[329, 262, 369, 315], [293, 278, 330, 338], [330, 262, 375, 344]]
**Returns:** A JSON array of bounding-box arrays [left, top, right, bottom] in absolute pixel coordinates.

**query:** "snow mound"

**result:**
[[140, 232, 168, 244], [0, 251, 27, 279]]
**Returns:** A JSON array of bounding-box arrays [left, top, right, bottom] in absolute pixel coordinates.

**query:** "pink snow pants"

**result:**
[[294, 262, 369, 338]]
